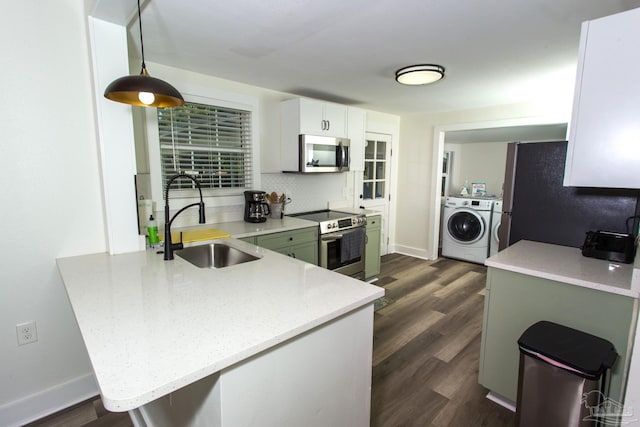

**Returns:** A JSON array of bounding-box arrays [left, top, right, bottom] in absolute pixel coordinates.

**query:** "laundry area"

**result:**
[[439, 133, 509, 264]]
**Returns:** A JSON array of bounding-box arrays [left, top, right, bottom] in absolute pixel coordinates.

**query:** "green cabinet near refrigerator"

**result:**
[[365, 215, 381, 279], [478, 267, 635, 404]]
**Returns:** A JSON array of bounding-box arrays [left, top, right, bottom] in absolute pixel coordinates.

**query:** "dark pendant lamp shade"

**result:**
[[104, 66, 184, 108], [103, 0, 184, 108]]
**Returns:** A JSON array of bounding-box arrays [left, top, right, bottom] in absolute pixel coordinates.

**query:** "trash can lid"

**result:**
[[518, 321, 618, 380]]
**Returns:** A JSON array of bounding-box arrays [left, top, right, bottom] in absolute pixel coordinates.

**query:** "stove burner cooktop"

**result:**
[[289, 210, 350, 222]]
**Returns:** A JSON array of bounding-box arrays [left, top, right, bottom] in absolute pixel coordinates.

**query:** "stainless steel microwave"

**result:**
[[296, 135, 350, 173]]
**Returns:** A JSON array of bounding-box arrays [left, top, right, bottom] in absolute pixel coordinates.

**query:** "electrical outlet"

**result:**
[[16, 321, 38, 346]]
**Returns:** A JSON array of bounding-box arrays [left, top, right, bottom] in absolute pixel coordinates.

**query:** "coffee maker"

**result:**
[[244, 191, 270, 223]]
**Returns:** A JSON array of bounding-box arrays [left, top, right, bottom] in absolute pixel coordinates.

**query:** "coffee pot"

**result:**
[[244, 191, 270, 223]]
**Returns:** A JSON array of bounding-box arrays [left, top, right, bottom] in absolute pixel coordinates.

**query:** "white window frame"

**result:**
[[146, 87, 260, 211]]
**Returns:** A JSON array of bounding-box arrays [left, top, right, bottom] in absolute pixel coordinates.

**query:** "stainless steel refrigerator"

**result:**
[[498, 141, 639, 251]]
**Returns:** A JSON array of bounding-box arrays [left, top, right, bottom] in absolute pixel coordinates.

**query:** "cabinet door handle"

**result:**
[[291, 253, 296, 259], [326, 120, 330, 131]]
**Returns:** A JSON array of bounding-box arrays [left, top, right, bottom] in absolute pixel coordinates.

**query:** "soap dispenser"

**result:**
[[460, 180, 469, 196]]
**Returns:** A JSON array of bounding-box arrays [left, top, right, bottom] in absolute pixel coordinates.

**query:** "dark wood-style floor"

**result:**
[[371, 254, 514, 426], [28, 254, 513, 427]]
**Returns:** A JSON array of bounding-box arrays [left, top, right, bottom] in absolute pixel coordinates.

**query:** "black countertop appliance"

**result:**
[[244, 191, 270, 223]]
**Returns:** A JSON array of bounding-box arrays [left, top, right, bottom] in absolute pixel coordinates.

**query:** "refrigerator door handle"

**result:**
[[498, 212, 512, 251]]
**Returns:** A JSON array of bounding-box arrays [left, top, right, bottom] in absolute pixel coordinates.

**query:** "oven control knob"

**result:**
[[327, 223, 333, 230]]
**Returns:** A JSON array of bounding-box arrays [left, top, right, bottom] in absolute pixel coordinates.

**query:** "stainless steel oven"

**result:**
[[288, 210, 366, 278]]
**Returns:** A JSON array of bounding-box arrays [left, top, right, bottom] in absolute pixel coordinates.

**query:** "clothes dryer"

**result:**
[[442, 196, 493, 264], [489, 200, 502, 257]]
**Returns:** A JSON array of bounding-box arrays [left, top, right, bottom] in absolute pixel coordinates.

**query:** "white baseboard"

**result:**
[[486, 391, 516, 413], [0, 373, 99, 427], [391, 244, 436, 260]]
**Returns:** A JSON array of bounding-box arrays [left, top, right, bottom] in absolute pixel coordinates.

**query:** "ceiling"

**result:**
[[96, 0, 640, 116]]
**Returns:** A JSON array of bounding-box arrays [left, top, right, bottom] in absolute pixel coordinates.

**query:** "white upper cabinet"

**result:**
[[564, 8, 640, 188], [347, 106, 366, 172], [282, 98, 347, 138], [281, 98, 349, 172]]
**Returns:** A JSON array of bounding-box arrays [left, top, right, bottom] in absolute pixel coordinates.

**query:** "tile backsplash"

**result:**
[[260, 172, 353, 214], [144, 172, 355, 231]]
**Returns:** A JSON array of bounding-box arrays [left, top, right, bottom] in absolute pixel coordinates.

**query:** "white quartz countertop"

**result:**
[[175, 210, 381, 240], [330, 207, 382, 217], [485, 240, 639, 298], [177, 216, 318, 239], [57, 238, 383, 412]]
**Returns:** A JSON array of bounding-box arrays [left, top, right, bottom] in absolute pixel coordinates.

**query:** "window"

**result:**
[[156, 101, 253, 194], [363, 137, 388, 199]]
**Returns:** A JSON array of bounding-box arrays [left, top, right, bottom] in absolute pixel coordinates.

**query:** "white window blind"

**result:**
[[157, 101, 252, 193]]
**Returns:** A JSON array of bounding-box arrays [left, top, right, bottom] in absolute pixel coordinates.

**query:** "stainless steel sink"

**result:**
[[176, 243, 261, 269]]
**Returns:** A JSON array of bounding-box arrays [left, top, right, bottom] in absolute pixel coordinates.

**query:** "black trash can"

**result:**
[[515, 321, 618, 427]]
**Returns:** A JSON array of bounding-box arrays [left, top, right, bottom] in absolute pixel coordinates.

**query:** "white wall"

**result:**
[[134, 62, 374, 222], [0, 1, 107, 425], [445, 141, 509, 197], [395, 101, 572, 259]]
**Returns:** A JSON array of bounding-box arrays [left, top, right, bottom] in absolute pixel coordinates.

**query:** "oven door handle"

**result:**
[[321, 233, 344, 241]]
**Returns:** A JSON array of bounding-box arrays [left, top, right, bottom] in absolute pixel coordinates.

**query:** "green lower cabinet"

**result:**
[[365, 216, 381, 279], [283, 241, 318, 264], [478, 267, 635, 403], [238, 236, 256, 244], [255, 227, 318, 265]]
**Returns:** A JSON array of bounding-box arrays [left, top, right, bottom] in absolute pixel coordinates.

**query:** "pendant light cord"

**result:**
[[137, 0, 146, 70]]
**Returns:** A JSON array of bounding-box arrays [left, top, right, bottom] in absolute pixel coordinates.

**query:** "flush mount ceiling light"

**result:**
[[104, 0, 184, 108], [395, 64, 445, 86]]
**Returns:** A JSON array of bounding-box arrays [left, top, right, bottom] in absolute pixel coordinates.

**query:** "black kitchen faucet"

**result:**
[[163, 174, 206, 260]]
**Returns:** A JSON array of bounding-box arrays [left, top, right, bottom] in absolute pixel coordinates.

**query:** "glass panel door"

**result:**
[[360, 132, 392, 256], [363, 138, 387, 200]]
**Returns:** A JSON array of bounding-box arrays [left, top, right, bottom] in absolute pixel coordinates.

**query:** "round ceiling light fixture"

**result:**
[[395, 64, 445, 86]]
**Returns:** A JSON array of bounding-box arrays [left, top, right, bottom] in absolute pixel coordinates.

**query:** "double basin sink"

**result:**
[[176, 243, 261, 269]]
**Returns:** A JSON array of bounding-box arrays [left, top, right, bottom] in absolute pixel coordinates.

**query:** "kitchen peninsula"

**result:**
[[57, 236, 383, 426], [479, 240, 640, 405]]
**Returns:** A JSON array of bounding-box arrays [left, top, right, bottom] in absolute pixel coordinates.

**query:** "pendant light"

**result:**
[[104, 0, 184, 108], [395, 64, 445, 86]]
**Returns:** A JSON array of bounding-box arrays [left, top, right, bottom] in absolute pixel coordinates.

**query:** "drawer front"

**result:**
[[366, 215, 381, 230], [256, 227, 318, 250]]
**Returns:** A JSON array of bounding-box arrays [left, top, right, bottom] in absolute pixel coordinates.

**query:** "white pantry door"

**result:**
[[358, 132, 392, 255]]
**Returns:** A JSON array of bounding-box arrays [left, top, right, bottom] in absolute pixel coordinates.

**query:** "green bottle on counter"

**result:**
[[147, 215, 159, 247]]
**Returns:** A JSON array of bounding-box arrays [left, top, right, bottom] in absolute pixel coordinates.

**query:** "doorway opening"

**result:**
[[429, 118, 568, 259]]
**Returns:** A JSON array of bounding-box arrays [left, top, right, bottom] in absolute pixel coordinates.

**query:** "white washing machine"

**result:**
[[442, 196, 493, 264], [489, 200, 502, 257]]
